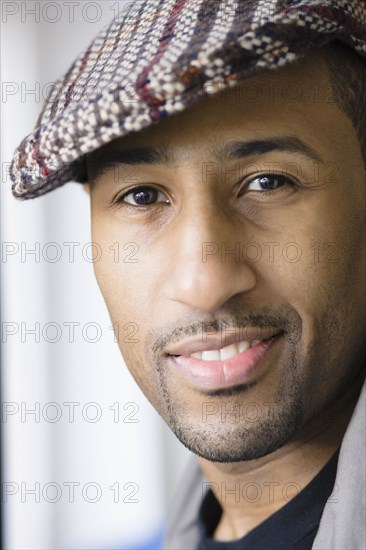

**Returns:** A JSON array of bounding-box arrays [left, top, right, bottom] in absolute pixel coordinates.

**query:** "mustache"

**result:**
[[149, 306, 302, 357]]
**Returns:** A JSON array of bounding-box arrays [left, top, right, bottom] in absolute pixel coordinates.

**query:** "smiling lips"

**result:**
[[165, 329, 283, 390]]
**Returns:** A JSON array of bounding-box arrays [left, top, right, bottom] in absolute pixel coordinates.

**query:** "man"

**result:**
[[10, 1, 366, 549]]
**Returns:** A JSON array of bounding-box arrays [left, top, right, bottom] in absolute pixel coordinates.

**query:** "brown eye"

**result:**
[[117, 186, 170, 206], [246, 174, 296, 192]]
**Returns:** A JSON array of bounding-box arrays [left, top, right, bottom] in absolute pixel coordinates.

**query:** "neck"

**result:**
[[197, 370, 365, 542]]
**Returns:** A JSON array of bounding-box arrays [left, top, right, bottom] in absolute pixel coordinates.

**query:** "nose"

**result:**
[[162, 206, 257, 313]]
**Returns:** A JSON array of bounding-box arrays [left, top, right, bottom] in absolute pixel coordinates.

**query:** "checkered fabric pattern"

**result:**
[[10, 0, 366, 200]]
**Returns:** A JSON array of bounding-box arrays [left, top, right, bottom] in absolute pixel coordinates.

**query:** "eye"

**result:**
[[244, 174, 297, 194], [115, 185, 170, 207]]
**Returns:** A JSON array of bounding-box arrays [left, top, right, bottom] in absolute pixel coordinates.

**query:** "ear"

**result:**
[[82, 182, 90, 195]]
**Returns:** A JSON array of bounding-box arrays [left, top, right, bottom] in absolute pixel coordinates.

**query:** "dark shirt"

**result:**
[[197, 449, 340, 550]]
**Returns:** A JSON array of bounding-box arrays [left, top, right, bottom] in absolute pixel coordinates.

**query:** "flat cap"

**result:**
[[10, 0, 366, 200]]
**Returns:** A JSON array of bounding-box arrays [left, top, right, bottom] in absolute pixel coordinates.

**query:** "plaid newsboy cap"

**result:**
[[10, 0, 366, 200]]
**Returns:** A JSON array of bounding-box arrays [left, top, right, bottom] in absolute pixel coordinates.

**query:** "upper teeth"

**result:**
[[190, 340, 261, 361]]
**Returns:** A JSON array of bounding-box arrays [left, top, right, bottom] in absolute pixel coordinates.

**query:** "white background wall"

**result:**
[[1, 2, 191, 548]]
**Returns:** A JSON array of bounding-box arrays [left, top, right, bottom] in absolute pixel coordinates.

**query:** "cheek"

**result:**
[[93, 251, 153, 344], [90, 215, 163, 371], [91, 213, 144, 309], [266, 199, 366, 354], [91, 232, 165, 405]]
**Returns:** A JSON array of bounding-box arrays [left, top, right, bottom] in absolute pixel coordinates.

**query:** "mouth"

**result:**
[[166, 331, 284, 390]]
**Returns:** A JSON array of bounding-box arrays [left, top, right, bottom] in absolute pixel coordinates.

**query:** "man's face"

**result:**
[[86, 47, 366, 462]]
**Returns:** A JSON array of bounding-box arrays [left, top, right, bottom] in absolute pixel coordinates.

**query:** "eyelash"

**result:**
[[111, 174, 300, 209]]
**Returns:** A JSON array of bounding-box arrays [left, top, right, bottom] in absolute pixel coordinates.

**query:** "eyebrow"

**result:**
[[223, 136, 323, 163], [88, 135, 323, 183]]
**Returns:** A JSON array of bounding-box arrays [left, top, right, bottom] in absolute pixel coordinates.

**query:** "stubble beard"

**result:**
[[156, 335, 305, 463]]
